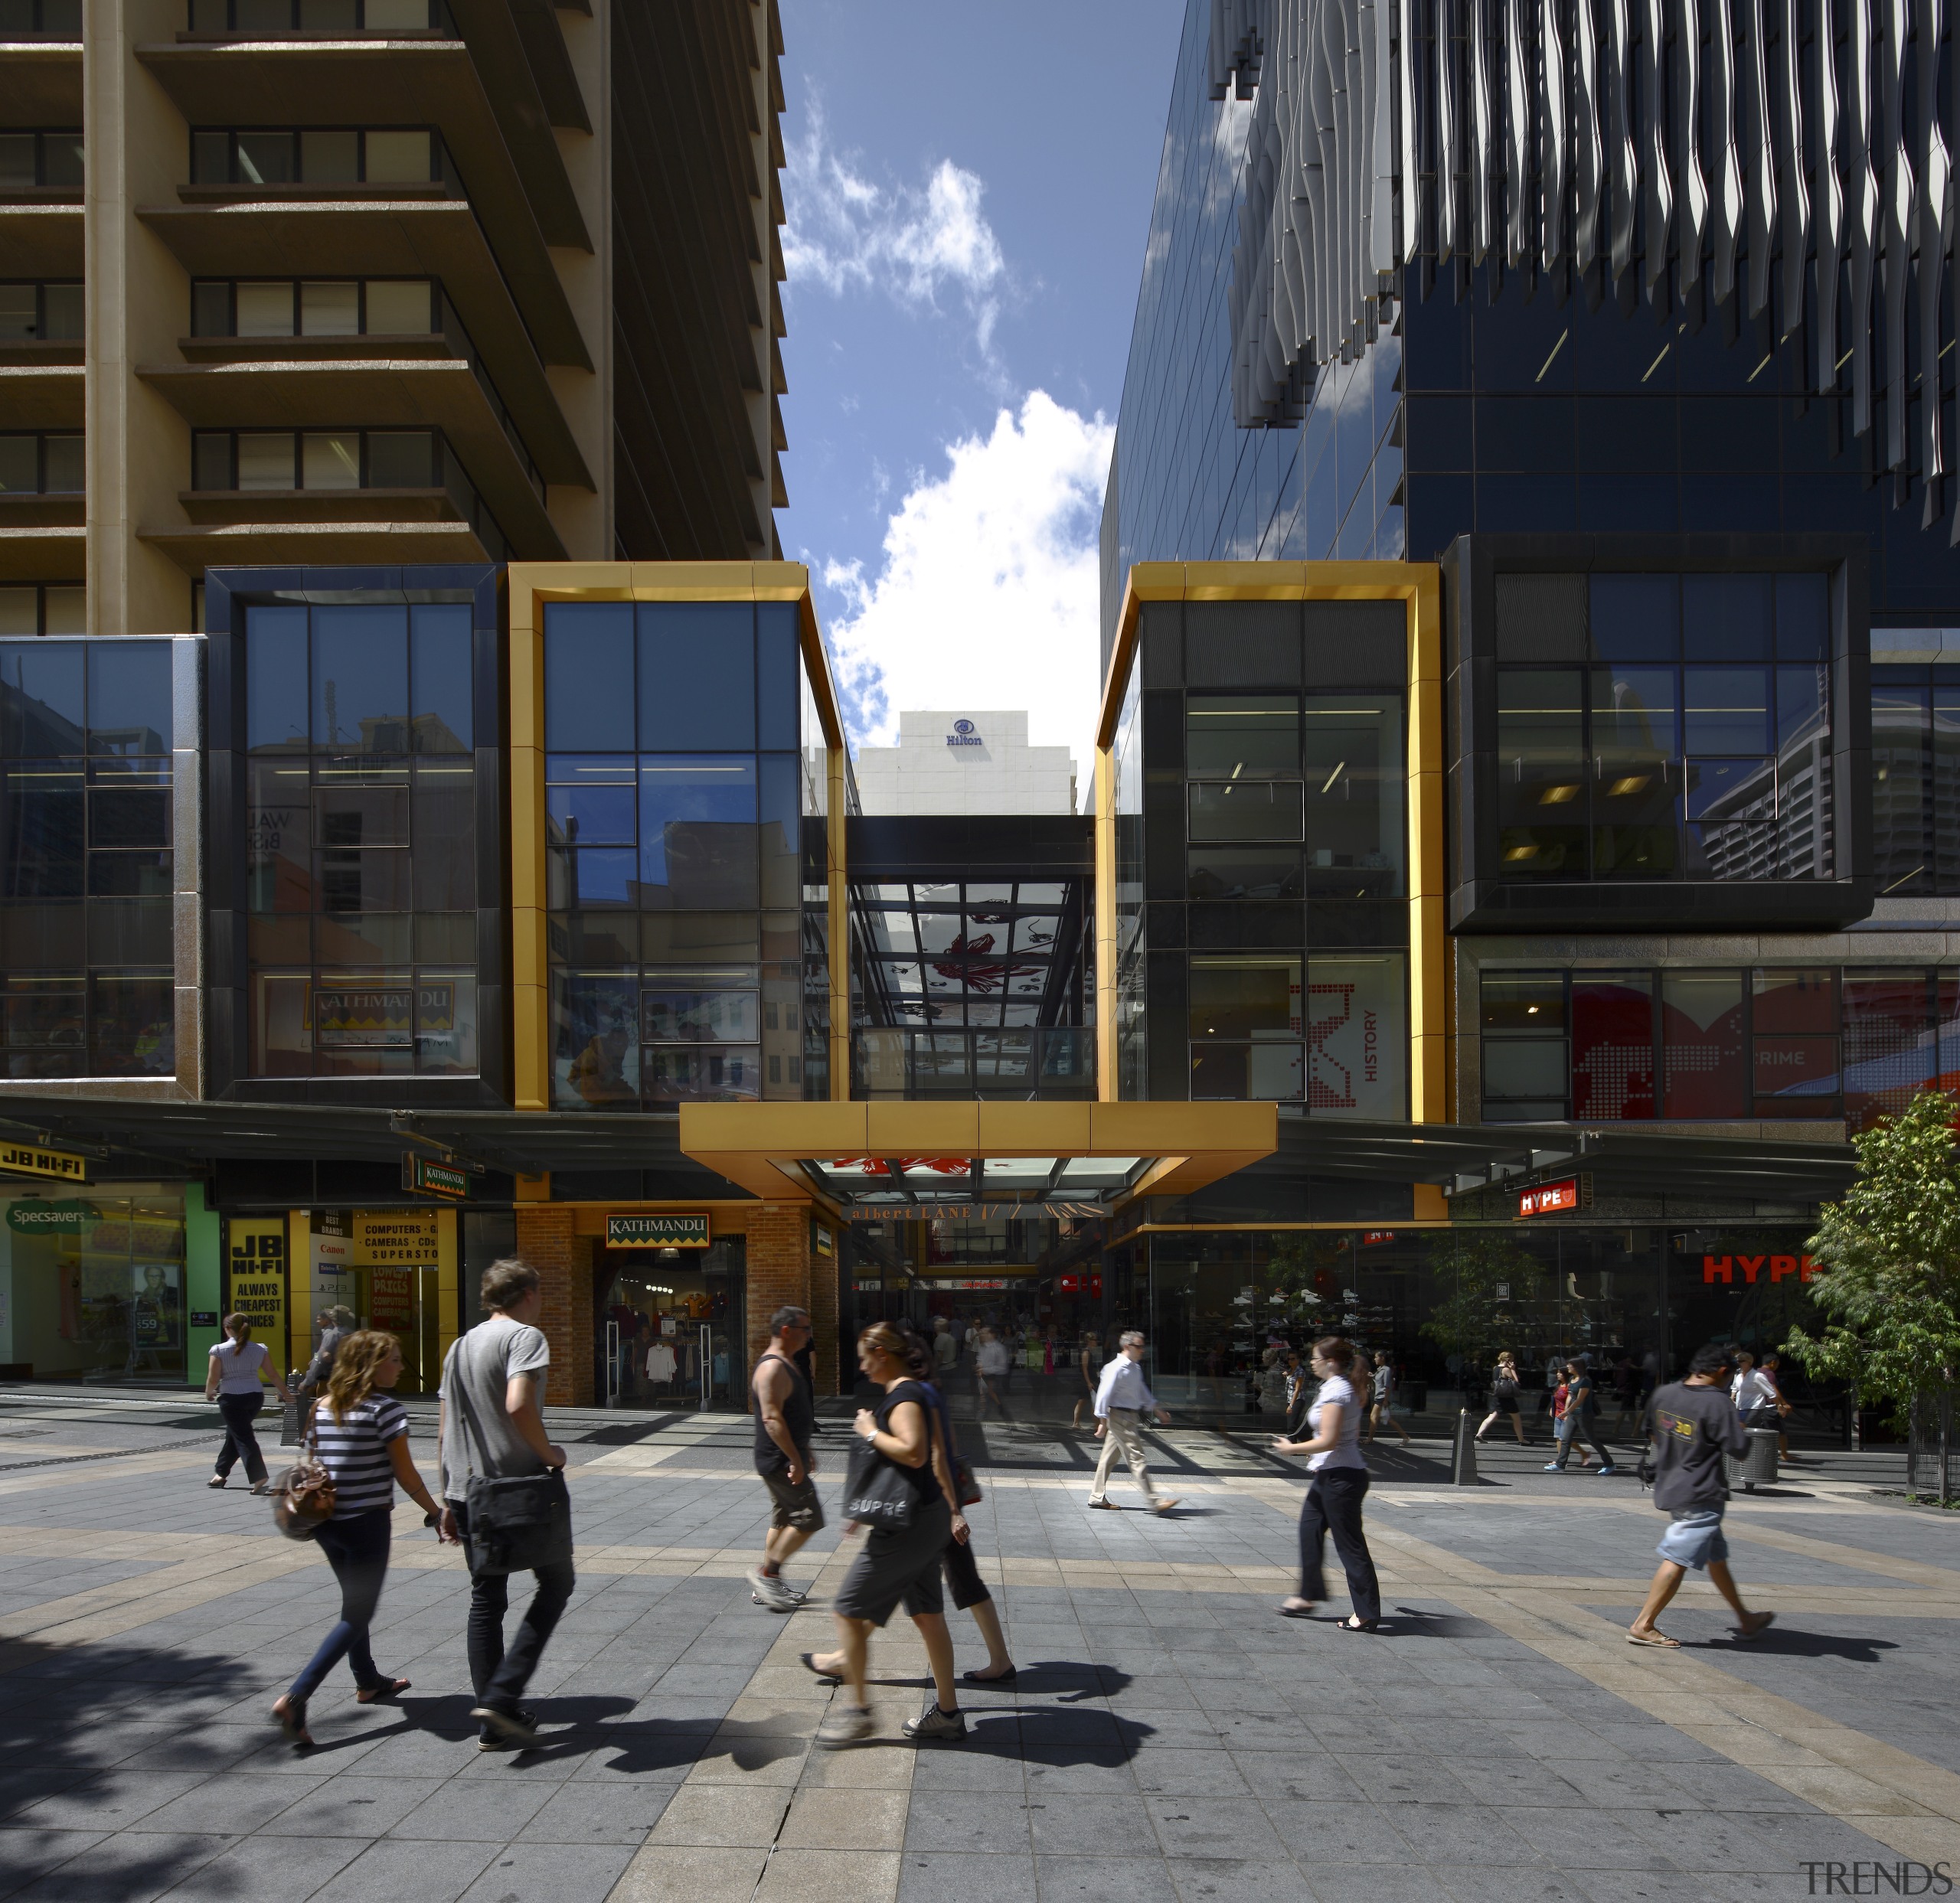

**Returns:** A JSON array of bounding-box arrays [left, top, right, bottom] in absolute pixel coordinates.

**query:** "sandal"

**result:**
[[355, 1678, 411, 1703], [207, 1476, 226, 1490], [962, 1663, 1017, 1683], [271, 1695, 313, 1747], [1338, 1617, 1380, 1633], [1276, 1598, 1318, 1619], [1626, 1629, 1680, 1648], [799, 1651, 842, 1684], [1733, 1612, 1775, 1643]]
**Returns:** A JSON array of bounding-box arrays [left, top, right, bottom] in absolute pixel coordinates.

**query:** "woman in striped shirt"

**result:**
[[273, 1330, 451, 1748]]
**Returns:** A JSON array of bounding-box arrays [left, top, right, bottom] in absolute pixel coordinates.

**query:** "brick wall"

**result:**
[[808, 1232, 841, 1398], [745, 1202, 810, 1401], [515, 1206, 595, 1408]]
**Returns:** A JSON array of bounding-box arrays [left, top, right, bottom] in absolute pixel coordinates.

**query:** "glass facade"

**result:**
[[1870, 663, 1960, 893], [243, 601, 479, 1077], [1481, 964, 1960, 1128], [185, 0, 452, 31], [0, 1187, 188, 1385], [0, 639, 175, 1079], [189, 127, 449, 187], [544, 599, 822, 1108], [0, 280, 84, 341]]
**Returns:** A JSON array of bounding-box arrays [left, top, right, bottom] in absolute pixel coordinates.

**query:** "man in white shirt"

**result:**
[[1087, 1330, 1178, 1516]]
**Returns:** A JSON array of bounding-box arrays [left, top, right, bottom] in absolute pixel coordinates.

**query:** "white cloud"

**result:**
[[820, 391, 1114, 767], [784, 104, 1007, 357]]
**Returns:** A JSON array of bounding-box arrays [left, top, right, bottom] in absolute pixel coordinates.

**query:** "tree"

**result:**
[[1419, 1232, 1550, 1366], [1788, 1089, 1960, 1430]]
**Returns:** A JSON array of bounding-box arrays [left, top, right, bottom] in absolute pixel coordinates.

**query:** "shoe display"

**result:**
[[815, 1703, 877, 1747], [903, 1701, 969, 1742]]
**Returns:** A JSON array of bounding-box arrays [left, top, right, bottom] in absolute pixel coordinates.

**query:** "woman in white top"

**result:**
[[205, 1312, 292, 1493], [1271, 1336, 1383, 1631]]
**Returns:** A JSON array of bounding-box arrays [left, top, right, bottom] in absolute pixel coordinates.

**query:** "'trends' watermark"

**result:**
[[1800, 1864, 1954, 1895]]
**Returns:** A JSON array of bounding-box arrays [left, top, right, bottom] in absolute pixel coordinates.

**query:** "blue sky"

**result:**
[[775, 0, 1187, 767]]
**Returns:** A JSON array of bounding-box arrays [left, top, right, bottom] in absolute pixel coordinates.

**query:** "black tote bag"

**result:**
[[446, 1338, 574, 1575]]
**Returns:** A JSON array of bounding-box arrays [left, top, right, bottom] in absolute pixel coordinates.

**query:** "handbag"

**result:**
[[448, 1337, 574, 1576], [270, 1402, 336, 1541], [844, 1386, 929, 1529]]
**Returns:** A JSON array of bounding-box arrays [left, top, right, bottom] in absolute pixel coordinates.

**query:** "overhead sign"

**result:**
[[1702, 1253, 1820, 1284], [1519, 1178, 1585, 1218], [5, 1200, 96, 1234], [607, 1213, 710, 1249], [0, 1141, 88, 1184], [401, 1153, 470, 1201]]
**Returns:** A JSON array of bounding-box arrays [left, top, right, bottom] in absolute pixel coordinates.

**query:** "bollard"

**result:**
[[1452, 1408, 1478, 1486]]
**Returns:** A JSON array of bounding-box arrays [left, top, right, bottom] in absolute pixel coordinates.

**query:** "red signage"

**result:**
[[1702, 1253, 1819, 1284], [1519, 1180, 1580, 1218], [1361, 1230, 1396, 1247]]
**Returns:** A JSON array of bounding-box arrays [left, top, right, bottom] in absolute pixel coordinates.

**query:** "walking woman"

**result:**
[[206, 1314, 292, 1492], [1271, 1337, 1382, 1632], [1475, 1350, 1531, 1447], [1070, 1330, 1101, 1430], [272, 1330, 452, 1747], [801, 1324, 965, 1745], [899, 1328, 1017, 1684]]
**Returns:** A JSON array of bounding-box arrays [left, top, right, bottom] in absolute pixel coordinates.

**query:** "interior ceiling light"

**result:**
[[1537, 783, 1580, 805], [1606, 775, 1651, 796]]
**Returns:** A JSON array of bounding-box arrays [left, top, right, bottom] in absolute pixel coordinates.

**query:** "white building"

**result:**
[[854, 711, 1078, 816]]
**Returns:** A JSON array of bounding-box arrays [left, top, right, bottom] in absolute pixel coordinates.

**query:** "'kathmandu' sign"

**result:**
[[606, 1213, 710, 1249]]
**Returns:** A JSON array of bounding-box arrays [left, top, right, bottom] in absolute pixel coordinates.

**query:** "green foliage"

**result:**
[[1789, 1089, 1960, 1425], [1419, 1232, 1549, 1363]]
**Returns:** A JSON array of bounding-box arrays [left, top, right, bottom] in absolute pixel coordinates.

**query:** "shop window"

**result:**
[[1496, 669, 1586, 875], [1570, 971, 1655, 1119], [1479, 969, 1566, 1121], [1752, 968, 1839, 1116], [1842, 970, 1937, 1130], [1302, 694, 1403, 897], [1186, 694, 1299, 776], [1659, 970, 1746, 1118]]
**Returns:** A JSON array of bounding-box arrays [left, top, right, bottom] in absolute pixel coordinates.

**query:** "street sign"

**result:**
[[400, 1152, 469, 1200]]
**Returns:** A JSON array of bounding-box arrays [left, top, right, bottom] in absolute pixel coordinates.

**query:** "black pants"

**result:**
[[451, 1499, 574, 1722], [1298, 1467, 1380, 1624], [214, 1392, 267, 1484]]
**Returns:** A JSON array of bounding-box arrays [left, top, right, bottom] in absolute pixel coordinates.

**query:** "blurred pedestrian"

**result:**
[[1628, 1342, 1775, 1647], [1364, 1350, 1411, 1448], [298, 1305, 357, 1396], [271, 1330, 450, 1746], [975, 1327, 1011, 1419], [749, 1305, 822, 1612], [206, 1313, 292, 1492], [1272, 1337, 1382, 1631], [1086, 1331, 1178, 1515], [802, 1324, 965, 1745], [1475, 1350, 1530, 1447], [1070, 1330, 1101, 1429]]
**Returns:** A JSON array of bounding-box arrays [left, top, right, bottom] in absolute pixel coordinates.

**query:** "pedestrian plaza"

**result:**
[[2, 1389, 1957, 1903]]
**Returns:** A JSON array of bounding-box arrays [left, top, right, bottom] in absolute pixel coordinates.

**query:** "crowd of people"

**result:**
[[227, 1266, 1790, 1754]]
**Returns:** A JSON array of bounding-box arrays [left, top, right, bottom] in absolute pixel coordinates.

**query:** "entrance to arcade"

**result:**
[[845, 1213, 1111, 1422], [593, 1237, 746, 1411]]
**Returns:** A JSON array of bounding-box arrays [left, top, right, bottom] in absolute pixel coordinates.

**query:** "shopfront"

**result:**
[[593, 1216, 746, 1410], [0, 1182, 190, 1384]]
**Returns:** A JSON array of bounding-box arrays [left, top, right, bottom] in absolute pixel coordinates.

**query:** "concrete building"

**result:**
[[1, 0, 786, 642], [852, 710, 1076, 816]]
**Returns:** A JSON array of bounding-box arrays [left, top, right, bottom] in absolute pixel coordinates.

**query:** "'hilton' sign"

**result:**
[[946, 719, 983, 748]]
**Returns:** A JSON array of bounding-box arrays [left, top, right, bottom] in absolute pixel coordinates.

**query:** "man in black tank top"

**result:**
[[750, 1305, 825, 1612]]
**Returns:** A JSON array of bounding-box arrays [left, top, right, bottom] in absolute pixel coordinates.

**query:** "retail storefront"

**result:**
[[594, 1216, 746, 1410]]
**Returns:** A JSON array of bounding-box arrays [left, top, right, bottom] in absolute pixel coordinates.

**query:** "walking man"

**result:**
[[437, 1258, 573, 1751], [1087, 1330, 1178, 1515], [1627, 1341, 1775, 1648], [749, 1305, 822, 1613]]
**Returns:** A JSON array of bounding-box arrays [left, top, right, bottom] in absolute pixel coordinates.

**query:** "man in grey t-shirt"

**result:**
[[438, 1258, 571, 1750]]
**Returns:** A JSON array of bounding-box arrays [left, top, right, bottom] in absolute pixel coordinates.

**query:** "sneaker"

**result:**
[[1596, 1465, 1621, 1477], [1152, 1499, 1181, 1516], [747, 1571, 802, 1613], [1541, 1462, 1566, 1472], [471, 1703, 539, 1748], [815, 1703, 876, 1748], [475, 1706, 537, 1751], [902, 1701, 968, 1743], [1086, 1498, 1115, 1510]]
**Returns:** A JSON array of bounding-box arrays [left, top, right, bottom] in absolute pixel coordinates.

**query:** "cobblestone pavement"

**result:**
[[2, 1390, 1957, 1903]]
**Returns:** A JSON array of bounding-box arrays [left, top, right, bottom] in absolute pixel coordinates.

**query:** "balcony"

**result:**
[[852, 1027, 1096, 1101], [0, 279, 82, 367]]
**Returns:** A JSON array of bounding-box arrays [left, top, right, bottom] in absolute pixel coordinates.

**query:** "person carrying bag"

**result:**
[[436, 1257, 575, 1753]]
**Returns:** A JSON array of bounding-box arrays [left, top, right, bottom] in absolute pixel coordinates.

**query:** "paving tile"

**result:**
[[897, 1851, 1038, 1902], [387, 1776, 554, 1841], [1147, 1795, 1289, 1862], [0, 1830, 108, 1901], [753, 1848, 902, 1903], [306, 1837, 500, 1903], [1032, 1853, 1181, 1902], [9, 1832, 230, 1903], [646, 1782, 790, 1848], [903, 1787, 1032, 1852], [517, 1780, 675, 1843], [453, 1842, 634, 1903], [1166, 1859, 1317, 1903], [149, 1832, 371, 1901], [256, 1774, 443, 1838], [8, 1776, 211, 1835], [609, 1842, 771, 1903]]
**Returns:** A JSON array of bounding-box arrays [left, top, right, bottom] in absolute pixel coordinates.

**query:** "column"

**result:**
[[515, 1205, 595, 1407], [744, 1202, 812, 1396]]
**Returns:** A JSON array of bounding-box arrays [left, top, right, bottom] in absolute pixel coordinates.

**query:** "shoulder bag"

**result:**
[[447, 1335, 574, 1575], [270, 1402, 336, 1541], [844, 1386, 925, 1529]]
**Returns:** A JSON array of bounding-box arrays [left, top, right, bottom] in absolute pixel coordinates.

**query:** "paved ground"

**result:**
[[1, 1388, 1956, 1903]]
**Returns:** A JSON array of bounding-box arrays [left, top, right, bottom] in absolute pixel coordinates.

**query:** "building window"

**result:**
[[191, 277, 436, 339], [1496, 572, 1831, 882], [0, 432, 83, 494], [243, 601, 478, 1078], [1189, 951, 1406, 1115], [0, 639, 175, 1079], [0, 1, 84, 34], [185, 0, 451, 32], [543, 599, 808, 1109], [1481, 965, 1876, 1124], [0, 585, 84, 636], [0, 131, 84, 189], [189, 429, 508, 558], [1869, 662, 1960, 893], [0, 281, 83, 341], [189, 127, 448, 188]]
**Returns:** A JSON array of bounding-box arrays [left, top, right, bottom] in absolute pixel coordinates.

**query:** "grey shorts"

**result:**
[[834, 1497, 950, 1627], [760, 1466, 825, 1533]]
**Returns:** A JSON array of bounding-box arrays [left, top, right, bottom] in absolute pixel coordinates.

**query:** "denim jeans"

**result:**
[[214, 1392, 267, 1485], [287, 1508, 394, 1702], [450, 1499, 575, 1720]]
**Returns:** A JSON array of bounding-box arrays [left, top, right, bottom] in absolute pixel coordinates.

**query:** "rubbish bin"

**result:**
[[1723, 1426, 1779, 1491]]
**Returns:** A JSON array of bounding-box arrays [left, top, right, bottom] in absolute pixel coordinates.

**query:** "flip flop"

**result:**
[[1733, 1613, 1776, 1643], [1626, 1630, 1680, 1648]]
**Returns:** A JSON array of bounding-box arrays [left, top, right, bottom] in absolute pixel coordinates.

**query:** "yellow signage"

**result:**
[[0, 1141, 88, 1184], [227, 1219, 288, 1369], [353, 1212, 440, 1266]]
